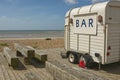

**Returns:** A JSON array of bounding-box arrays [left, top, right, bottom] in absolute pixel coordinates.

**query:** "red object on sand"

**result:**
[[79, 60, 85, 68]]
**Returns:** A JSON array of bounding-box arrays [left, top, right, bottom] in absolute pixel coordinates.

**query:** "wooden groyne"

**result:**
[[46, 61, 110, 80]]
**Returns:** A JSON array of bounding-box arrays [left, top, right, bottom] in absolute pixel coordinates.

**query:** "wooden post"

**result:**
[[34, 50, 47, 62], [3, 47, 19, 68], [14, 43, 35, 64], [26, 46, 47, 63]]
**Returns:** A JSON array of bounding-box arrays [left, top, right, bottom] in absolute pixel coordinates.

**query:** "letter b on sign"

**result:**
[[76, 20, 79, 27]]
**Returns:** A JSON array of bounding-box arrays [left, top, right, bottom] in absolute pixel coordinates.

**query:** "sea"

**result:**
[[0, 30, 64, 38]]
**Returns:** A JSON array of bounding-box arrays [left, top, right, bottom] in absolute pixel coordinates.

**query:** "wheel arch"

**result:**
[[66, 51, 81, 57]]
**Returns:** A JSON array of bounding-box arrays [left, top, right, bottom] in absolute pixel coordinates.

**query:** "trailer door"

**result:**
[[107, 6, 120, 63], [109, 6, 120, 23]]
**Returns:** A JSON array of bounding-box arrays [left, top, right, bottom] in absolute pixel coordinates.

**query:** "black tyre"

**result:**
[[80, 55, 94, 68], [68, 53, 78, 64]]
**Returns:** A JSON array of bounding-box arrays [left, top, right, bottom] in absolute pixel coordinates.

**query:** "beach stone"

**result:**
[[45, 38, 52, 40]]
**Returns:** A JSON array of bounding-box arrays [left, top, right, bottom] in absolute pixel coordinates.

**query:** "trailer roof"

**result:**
[[65, 1, 120, 17]]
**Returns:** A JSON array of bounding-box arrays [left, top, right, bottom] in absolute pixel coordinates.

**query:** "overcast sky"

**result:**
[[0, 0, 108, 30]]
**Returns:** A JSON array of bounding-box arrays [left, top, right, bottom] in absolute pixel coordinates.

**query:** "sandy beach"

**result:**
[[0, 38, 64, 51], [0, 38, 119, 80]]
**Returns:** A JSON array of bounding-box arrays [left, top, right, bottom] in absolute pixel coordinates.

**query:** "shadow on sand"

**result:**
[[30, 58, 45, 68], [13, 59, 26, 70], [90, 62, 120, 75], [101, 62, 120, 74]]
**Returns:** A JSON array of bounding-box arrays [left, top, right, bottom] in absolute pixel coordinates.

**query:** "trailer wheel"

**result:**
[[68, 53, 78, 64], [79, 55, 94, 68]]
